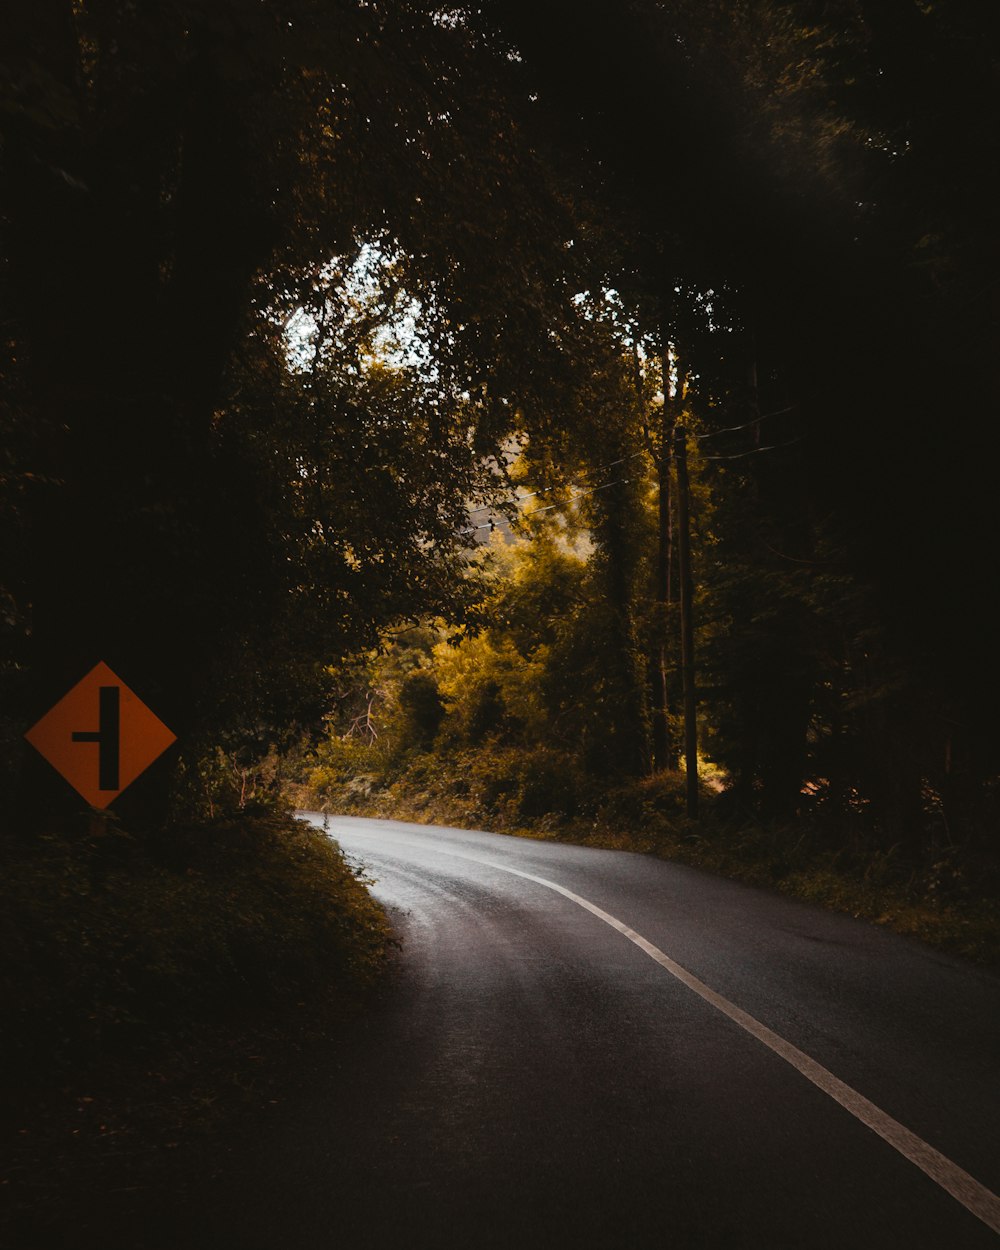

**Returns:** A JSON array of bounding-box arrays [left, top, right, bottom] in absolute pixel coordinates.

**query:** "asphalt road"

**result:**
[[173, 815, 1000, 1249]]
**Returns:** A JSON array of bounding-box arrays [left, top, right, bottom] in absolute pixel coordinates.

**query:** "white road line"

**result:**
[[322, 820, 1000, 1237]]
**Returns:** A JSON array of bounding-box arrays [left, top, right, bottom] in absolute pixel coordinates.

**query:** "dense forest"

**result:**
[[6, 9, 1000, 1244], [2, 1, 999, 996], [3, 9, 1000, 1233]]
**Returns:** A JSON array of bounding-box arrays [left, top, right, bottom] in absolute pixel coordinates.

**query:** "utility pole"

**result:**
[[651, 429, 672, 771], [674, 423, 698, 819], [648, 343, 674, 773]]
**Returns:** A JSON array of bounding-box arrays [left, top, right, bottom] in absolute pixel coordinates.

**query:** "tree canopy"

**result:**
[[2, 0, 997, 847]]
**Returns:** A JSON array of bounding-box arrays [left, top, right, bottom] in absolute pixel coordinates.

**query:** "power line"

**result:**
[[696, 406, 797, 441], [524, 476, 631, 516], [701, 434, 806, 462], [461, 422, 802, 535], [464, 451, 646, 517], [459, 474, 632, 533]]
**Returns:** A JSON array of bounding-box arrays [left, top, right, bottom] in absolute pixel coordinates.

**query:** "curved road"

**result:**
[[180, 815, 1000, 1249]]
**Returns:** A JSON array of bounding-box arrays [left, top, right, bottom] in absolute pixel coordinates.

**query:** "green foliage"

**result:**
[[170, 739, 313, 822], [307, 738, 594, 830], [469, 746, 591, 823], [397, 671, 447, 751], [0, 0, 602, 828], [489, 535, 588, 660], [598, 772, 691, 831], [302, 745, 1000, 965], [0, 810, 391, 1087], [434, 629, 544, 748], [3, 0, 997, 874]]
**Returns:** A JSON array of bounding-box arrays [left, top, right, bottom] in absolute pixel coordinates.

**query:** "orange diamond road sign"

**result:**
[[25, 662, 176, 809]]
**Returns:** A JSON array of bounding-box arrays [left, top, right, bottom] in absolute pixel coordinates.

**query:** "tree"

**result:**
[[481, 0, 1000, 845], [0, 0, 603, 827], [6, 0, 998, 849]]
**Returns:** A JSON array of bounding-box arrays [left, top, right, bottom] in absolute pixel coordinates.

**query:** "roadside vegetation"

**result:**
[[0, 799, 392, 1247], [290, 532, 1000, 969], [2, 806, 390, 1088], [298, 742, 1000, 968], [3, 2, 998, 1240]]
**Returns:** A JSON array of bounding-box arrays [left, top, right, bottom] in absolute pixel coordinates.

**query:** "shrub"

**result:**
[[0, 808, 392, 1092], [598, 772, 689, 830], [397, 670, 446, 750]]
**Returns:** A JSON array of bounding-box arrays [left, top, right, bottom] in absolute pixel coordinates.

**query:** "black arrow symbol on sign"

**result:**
[[71, 686, 120, 791]]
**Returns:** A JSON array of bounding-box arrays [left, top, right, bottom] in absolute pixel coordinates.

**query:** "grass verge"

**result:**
[[1, 805, 393, 1248], [294, 752, 1000, 969]]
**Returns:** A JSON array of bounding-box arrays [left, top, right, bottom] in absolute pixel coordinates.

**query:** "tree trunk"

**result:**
[[650, 400, 674, 772], [674, 424, 698, 818], [4, 9, 272, 832]]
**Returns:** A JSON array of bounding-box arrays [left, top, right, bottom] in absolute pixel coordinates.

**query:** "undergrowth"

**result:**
[[0, 805, 392, 1108], [1, 803, 395, 1247], [296, 740, 1000, 968]]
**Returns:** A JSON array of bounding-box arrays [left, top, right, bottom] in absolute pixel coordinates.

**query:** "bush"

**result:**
[[0, 808, 392, 1093], [598, 772, 690, 830], [397, 671, 446, 750], [461, 746, 591, 824]]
